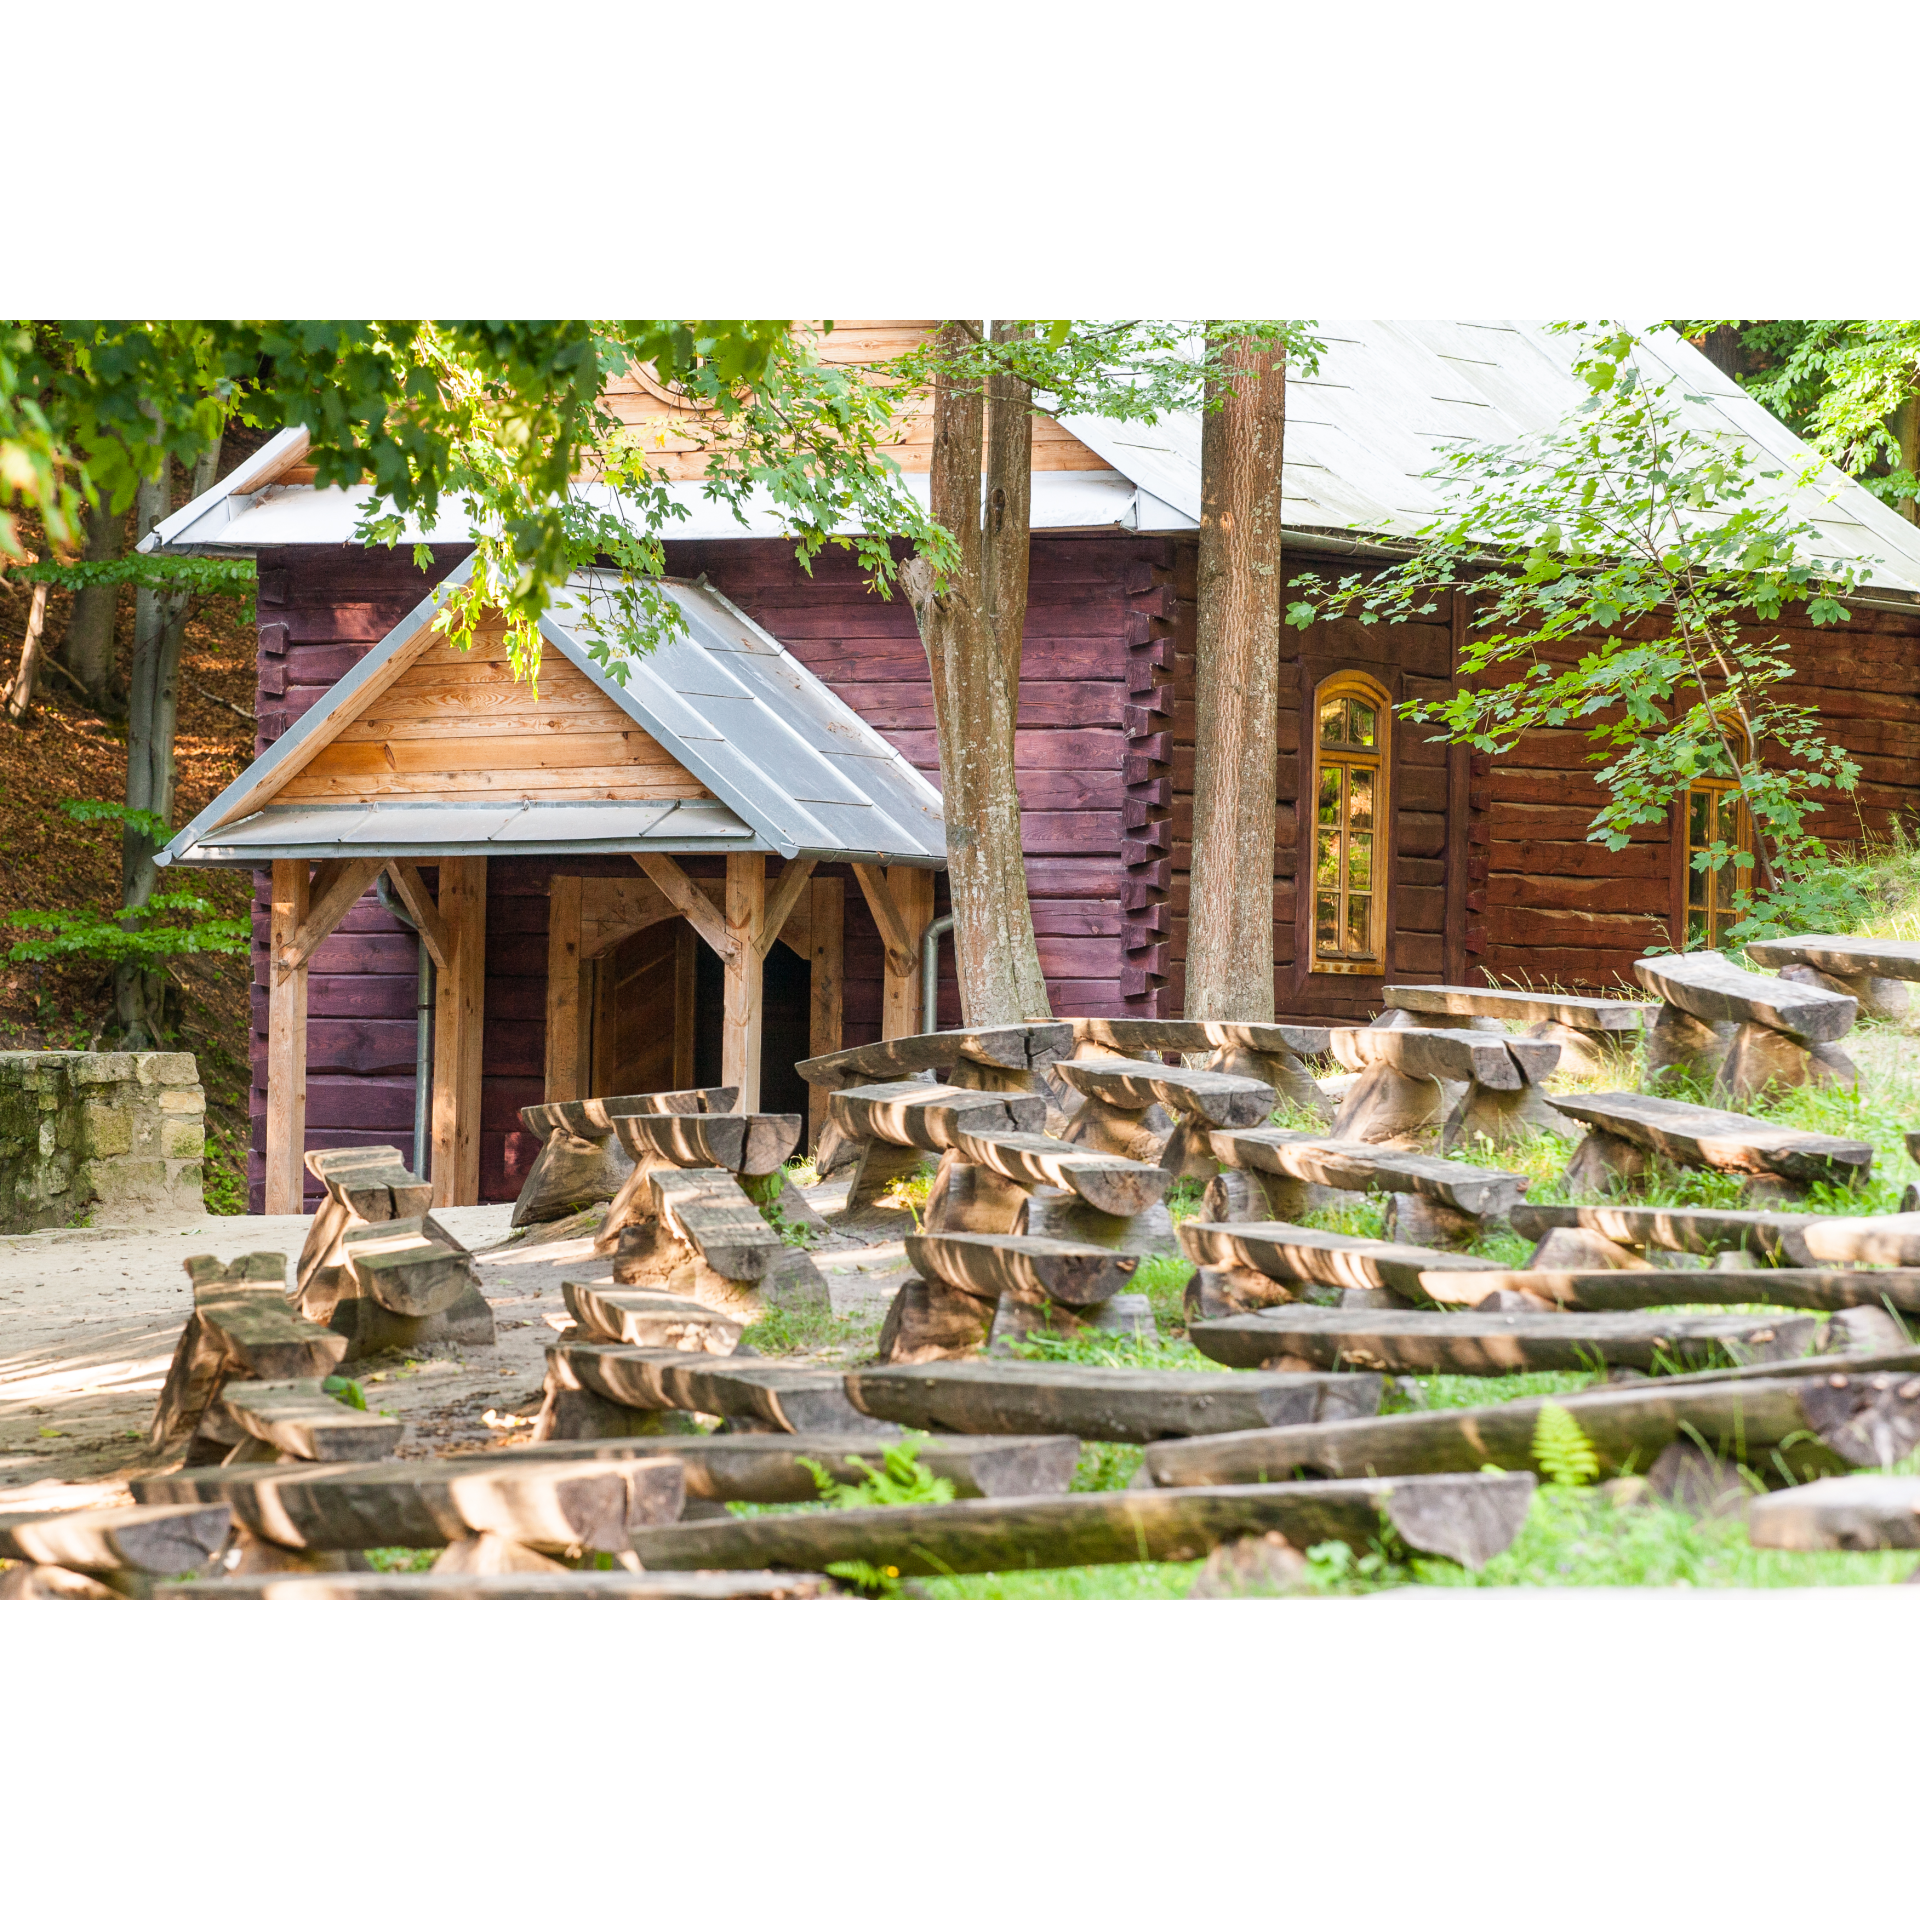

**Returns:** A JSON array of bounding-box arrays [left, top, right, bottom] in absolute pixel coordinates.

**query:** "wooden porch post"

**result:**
[[723, 853, 766, 1109], [807, 875, 844, 1149], [544, 874, 584, 1103], [432, 856, 488, 1207], [672, 920, 698, 1088], [881, 867, 935, 1041], [264, 859, 310, 1214]]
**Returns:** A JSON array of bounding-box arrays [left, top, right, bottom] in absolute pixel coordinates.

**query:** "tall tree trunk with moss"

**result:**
[[115, 436, 221, 1045], [59, 498, 127, 709], [1184, 329, 1287, 1023], [901, 321, 1051, 1026]]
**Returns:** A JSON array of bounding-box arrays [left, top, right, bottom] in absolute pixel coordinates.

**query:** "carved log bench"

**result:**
[[298, 1210, 492, 1358], [799, 1023, 1073, 1170], [0, 1502, 235, 1597], [1549, 1089, 1874, 1202], [825, 1081, 1044, 1210], [1745, 934, 1920, 1021], [541, 1344, 898, 1436], [296, 1146, 431, 1296], [1204, 1125, 1529, 1248], [1066, 1017, 1343, 1119], [537, 1284, 747, 1438], [1382, 983, 1650, 1078], [513, 1087, 738, 1227], [218, 1379, 400, 1463], [1511, 1199, 1920, 1267], [1053, 1057, 1273, 1175], [1177, 1217, 1503, 1309], [1634, 950, 1857, 1101], [1324, 1026, 1567, 1149]]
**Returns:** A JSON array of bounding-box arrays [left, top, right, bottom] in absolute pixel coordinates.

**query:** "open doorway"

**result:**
[[690, 936, 812, 1125]]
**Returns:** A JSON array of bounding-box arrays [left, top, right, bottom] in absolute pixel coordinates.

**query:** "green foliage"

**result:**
[[1288, 321, 1869, 939], [740, 1168, 823, 1249], [1532, 1403, 1600, 1489], [1005, 1326, 1227, 1371], [201, 1126, 247, 1217], [7, 888, 248, 969], [322, 1375, 368, 1412], [799, 1434, 956, 1508], [58, 797, 170, 842], [13, 552, 255, 598], [823, 1558, 906, 1598]]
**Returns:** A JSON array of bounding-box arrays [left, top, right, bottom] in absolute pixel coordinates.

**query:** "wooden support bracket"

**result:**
[[276, 857, 385, 976], [633, 853, 740, 964], [756, 858, 819, 963], [854, 863, 918, 976], [383, 860, 453, 972]]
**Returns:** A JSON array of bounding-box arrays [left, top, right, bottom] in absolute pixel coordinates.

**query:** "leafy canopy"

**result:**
[[1286, 321, 1871, 946]]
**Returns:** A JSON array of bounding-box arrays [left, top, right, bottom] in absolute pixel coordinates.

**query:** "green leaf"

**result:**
[[1532, 1403, 1600, 1489]]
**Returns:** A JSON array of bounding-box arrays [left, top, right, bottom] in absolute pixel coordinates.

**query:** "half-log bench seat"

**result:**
[[537, 1283, 747, 1438], [1382, 984, 1651, 1078], [1186, 1304, 1823, 1376], [1204, 1126, 1529, 1249], [540, 1345, 898, 1436], [220, 1379, 401, 1462], [1635, 951, 1857, 1100], [1410, 1259, 1920, 1322], [1745, 934, 1920, 1021], [825, 1081, 1046, 1210], [1549, 1090, 1874, 1201], [0, 1503, 235, 1598], [1178, 1218, 1503, 1308], [1511, 1200, 1920, 1267], [1066, 1016, 1343, 1118], [298, 1211, 493, 1358], [1324, 1026, 1567, 1150], [513, 1087, 738, 1227], [1053, 1057, 1274, 1174], [297, 1146, 431, 1293]]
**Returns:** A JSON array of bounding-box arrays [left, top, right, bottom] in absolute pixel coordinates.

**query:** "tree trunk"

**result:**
[[59, 498, 126, 709], [1895, 387, 1918, 529], [1185, 329, 1286, 1023], [4, 581, 51, 723], [901, 321, 1050, 1026]]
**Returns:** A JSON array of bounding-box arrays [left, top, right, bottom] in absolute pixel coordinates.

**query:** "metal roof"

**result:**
[[158, 562, 947, 869], [141, 323, 1920, 596]]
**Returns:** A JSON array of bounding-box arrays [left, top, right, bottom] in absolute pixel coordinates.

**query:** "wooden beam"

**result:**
[[633, 853, 739, 963], [264, 860, 310, 1215], [673, 920, 698, 1088], [276, 858, 385, 976], [384, 861, 453, 973], [853, 862, 917, 974], [432, 858, 488, 1208], [545, 875, 584, 1103], [722, 854, 765, 1111], [881, 867, 935, 1040], [756, 857, 818, 962], [807, 877, 843, 1151]]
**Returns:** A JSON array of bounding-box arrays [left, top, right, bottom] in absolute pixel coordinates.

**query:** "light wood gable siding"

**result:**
[[267, 619, 713, 808], [601, 322, 1117, 481]]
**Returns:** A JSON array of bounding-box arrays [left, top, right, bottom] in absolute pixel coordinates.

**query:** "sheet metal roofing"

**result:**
[[143, 322, 1920, 596], [158, 564, 947, 869]]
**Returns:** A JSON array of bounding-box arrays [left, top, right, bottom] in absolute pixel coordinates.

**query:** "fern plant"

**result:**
[[1533, 1402, 1601, 1488], [823, 1558, 904, 1597], [799, 1435, 956, 1509]]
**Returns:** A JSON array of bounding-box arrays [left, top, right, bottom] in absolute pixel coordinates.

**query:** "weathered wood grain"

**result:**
[[0, 1503, 233, 1574], [221, 1379, 402, 1461], [1188, 1305, 1821, 1374], [1143, 1373, 1920, 1486], [612, 1111, 802, 1177], [797, 1022, 1073, 1089], [874, 1275, 996, 1363], [342, 1222, 475, 1319], [153, 1569, 838, 1600], [1634, 950, 1856, 1042], [953, 1128, 1171, 1214], [1744, 935, 1920, 985], [628, 1473, 1536, 1575], [1549, 1091, 1874, 1186], [846, 1358, 1382, 1442], [906, 1231, 1138, 1306], [1210, 1127, 1527, 1217], [1055, 1058, 1274, 1126], [551, 1344, 899, 1434], [1328, 1026, 1557, 1089], [1178, 1219, 1501, 1301], [1747, 1473, 1920, 1550], [1420, 1264, 1920, 1314], [1383, 984, 1649, 1031], [828, 1081, 1045, 1151], [131, 1455, 686, 1553], [560, 1282, 745, 1352]]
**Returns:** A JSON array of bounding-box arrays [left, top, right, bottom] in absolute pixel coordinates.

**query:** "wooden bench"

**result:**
[[1748, 1475, 1920, 1552], [1325, 1026, 1567, 1150], [302, 1214, 493, 1359], [560, 1281, 744, 1352], [1382, 983, 1650, 1078], [1141, 1370, 1920, 1488], [512, 1087, 738, 1227], [628, 1472, 1532, 1576], [1067, 1016, 1344, 1118], [296, 1146, 431, 1296], [1415, 1261, 1920, 1317], [799, 1024, 1072, 1171], [1745, 934, 1920, 1021], [132, 1454, 686, 1570], [1206, 1126, 1529, 1248], [845, 1356, 1382, 1442], [611, 1110, 801, 1179], [150, 1253, 351, 1463], [825, 1080, 1045, 1209], [221, 1379, 401, 1462], [1635, 950, 1858, 1101], [1187, 1304, 1822, 1375], [1178, 1218, 1503, 1305], [1054, 1057, 1273, 1174], [1549, 1089, 1874, 1201], [599, 1165, 830, 1316], [1512, 1199, 1920, 1269], [149, 1568, 838, 1601], [544, 1344, 900, 1435], [0, 1504, 233, 1588]]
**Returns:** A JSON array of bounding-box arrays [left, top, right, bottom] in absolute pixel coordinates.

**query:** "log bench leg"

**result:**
[[1184, 1263, 1302, 1321], [1781, 961, 1911, 1021], [987, 1292, 1153, 1351], [512, 1129, 629, 1228], [1642, 1004, 1735, 1094], [330, 1284, 496, 1359], [1562, 1127, 1651, 1197], [1205, 1045, 1330, 1122], [1025, 1190, 1178, 1259], [1060, 1090, 1163, 1161], [1715, 1022, 1857, 1103], [875, 1275, 995, 1364], [1439, 1081, 1578, 1152], [947, 1057, 1070, 1126], [1328, 1062, 1449, 1145], [1200, 1167, 1314, 1224], [1380, 1192, 1481, 1250], [1523, 1020, 1638, 1082], [845, 1136, 936, 1211], [923, 1152, 1029, 1234], [1159, 1117, 1226, 1182]]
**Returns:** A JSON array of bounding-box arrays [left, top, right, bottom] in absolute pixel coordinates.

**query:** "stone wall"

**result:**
[[0, 1052, 207, 1233]]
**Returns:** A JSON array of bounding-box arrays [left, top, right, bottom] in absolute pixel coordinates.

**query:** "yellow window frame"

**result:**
[[1310, 670, 1390, 976]]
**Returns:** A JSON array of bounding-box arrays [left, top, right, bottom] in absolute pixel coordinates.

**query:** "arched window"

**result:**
[[1311, 672, 1390, 974], [1684, 719, 1752, 950]]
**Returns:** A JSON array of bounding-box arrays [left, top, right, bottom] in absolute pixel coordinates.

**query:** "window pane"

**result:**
[[1348, 830, 1372, 894], [1316, 891, 1339, 950], [1349, 768, 1374, 828], [1346, 889, 1371, 954], [1318, 765, 1342, 828], [1687, 907, 1707, 948], [1713, 851, 1736, 913], [1350, 701, 1375, 749], [1320, 699, 1346, 746], [1316, 828, 1340, 891]]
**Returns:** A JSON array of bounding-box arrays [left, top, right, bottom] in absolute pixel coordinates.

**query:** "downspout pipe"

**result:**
[[376, 870, 433, 1184], [922, 914, 954, 1034]]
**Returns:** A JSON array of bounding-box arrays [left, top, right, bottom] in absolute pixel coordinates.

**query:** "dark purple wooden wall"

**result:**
[[246, 535, 1162, 1210]]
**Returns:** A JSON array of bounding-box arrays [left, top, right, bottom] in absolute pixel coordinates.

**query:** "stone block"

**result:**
[[80, 1105, 134, 1158], [159, 1087, 206, 1115], [160, 1119, 206, 1159]]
